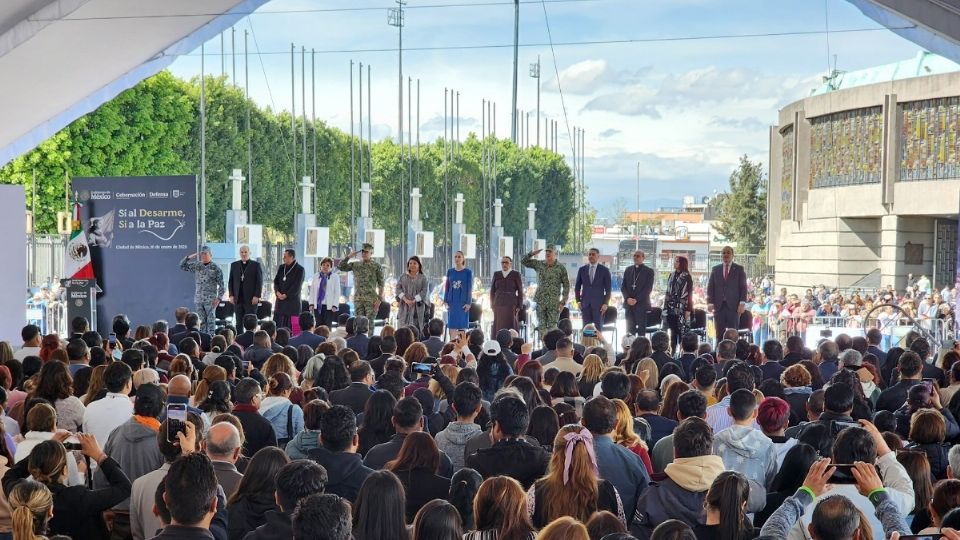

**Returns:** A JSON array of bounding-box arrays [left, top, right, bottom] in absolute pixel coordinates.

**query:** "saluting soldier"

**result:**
[[338, 243, 386, 319], [179, 246, 225, 333], [521, 245, 570, 337]]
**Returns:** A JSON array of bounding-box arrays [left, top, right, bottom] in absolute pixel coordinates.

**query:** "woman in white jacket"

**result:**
[[308, 257, 342, 328]]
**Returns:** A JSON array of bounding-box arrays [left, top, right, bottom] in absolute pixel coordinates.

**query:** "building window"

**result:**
[[900, 97, 960, 181], [781, 125, 794, 220], [809, 107, 883, 188]]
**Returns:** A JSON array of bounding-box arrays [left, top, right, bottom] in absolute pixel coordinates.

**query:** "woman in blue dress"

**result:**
[[444, 251, 473, 331]]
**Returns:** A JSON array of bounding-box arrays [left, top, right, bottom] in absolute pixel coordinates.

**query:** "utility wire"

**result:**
[[40, 0, 606, 21], [539, 0, 574, 158], [173, 26, 915, 57]]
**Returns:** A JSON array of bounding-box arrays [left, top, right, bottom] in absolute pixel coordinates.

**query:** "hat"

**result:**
[[482, 340, 501, 356], [361, 243, 374, 252], [199, 245, 211, 254], [545, 244, 557, 252], [622, 334, 635, 349], [133, 368, 159, 388]]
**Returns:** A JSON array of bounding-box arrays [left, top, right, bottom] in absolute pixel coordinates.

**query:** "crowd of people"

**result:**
[[6, 244, 960, 539]]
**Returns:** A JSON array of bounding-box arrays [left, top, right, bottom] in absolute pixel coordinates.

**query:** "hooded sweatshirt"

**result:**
[[712, 424, 777, 490], [259, 396, 304, 441], [630, 455, 725, 540], [284, 429, 321, 460], [95, 418, 165, 511], [435, 421, 482, 471]]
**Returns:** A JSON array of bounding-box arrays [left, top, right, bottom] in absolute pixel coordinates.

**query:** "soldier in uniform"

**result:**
[[338, 243, 385, 319], [521, 245, 570, 337], [179, 246, 225, 333]]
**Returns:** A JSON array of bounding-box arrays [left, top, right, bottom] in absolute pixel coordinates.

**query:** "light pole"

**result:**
[[389, 1, 406, 151], [529, 56, 540, 147], [511, 0, 519, 144], [636, 161, 640, 251]]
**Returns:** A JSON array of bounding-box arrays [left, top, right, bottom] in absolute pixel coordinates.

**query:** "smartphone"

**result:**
[[582, 328, 597, 337], [108, 332, 117, 347], [112, 348, 123, 361], [895, 536, 942, 540], [63, 435, 82, 451], [412, 362, 434, 375], [166, 403, 188, 443], [833, 421, 861, 430]]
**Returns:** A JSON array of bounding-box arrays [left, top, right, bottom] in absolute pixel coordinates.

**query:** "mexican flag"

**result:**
[[64, 196, 95, 280]]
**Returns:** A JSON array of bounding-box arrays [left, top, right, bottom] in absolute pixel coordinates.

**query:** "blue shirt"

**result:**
[[594, 434, 650, 528]]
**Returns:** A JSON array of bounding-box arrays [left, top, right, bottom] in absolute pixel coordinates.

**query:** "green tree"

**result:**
[[713, 155, 767, 254]]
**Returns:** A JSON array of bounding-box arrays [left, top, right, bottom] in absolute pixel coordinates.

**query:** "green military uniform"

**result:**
[[339, 243, 385, 319], [521, 247, 570, 336]]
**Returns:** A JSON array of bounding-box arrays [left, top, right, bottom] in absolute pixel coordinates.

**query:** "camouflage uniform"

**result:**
[[180, 256, 225, 333], [521, 251, 570, 336], [339, 257, 385, 319]]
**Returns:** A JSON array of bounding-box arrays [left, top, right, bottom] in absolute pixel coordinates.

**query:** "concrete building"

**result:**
[[768, 52, 960, 293]]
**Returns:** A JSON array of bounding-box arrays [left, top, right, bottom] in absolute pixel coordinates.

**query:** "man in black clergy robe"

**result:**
[[229, 245, 264, 322], [273, 248, 305, 330]]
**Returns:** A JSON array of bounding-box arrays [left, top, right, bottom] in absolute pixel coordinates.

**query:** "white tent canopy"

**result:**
[[847, 0, 960, 65], [0, 0, 269, 167]]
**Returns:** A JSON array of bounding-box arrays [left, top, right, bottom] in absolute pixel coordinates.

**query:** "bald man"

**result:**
[[162, 374, 204, 428], [204, 422, 244, 497]]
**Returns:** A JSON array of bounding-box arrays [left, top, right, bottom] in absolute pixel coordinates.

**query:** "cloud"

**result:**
[[541, 60, 652, 95], [582, 87, 661, 118], [708, 116, 768, 131], [598, 128, 621, 138]]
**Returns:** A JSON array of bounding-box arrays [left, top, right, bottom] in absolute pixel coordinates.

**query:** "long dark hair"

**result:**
[[386, 432, 440, 473], [705, 472, 750, 540], [528, 405, 560, 450], [770, 443, 817, 493], [227, 447, 290, 504], [352, 470, 407, 540], [358, 390, 397, 455], [411, 499, 463, 540], [35, 361, 72, 401], [198, 380, 233, 414], [799, 360, 825, 390], [406, 256, 423, 275], [448, 468, 483, 530], [316, 355, 350, 393]]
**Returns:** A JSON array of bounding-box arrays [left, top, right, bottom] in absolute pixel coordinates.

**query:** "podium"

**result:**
[[61, 279, 101, 332]]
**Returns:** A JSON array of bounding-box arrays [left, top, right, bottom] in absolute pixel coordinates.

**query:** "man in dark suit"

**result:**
[[621, 250, 654, 337], [168, 307, 190, 346], [421, 318, 446, 357], [273, 248, 305, 330], [289, 312, 325, 350], [706, 246, 748, 340], [235, 314, 258, 349], [575, 248, 612, 327], [330, 361, 375, 414], [865, 328, 888, 373], [876, 351, 923, 412], [345, 317, 371, 358], [228, 245, 264, 323]]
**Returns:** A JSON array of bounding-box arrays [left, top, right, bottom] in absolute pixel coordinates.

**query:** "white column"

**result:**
[[410, 187, 422, 222], [527, 203, 537, 230], [360, 182, 372, 218], [229, 169, 245, 211], [494, 198, 503, 228], [454, 192, 465, 225], [299, 176, 314, 215]]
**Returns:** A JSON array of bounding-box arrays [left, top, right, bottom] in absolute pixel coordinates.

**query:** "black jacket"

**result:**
[[362, 433, 454, 477], [393, 468, 452, 522], [465, 438, 549, 489], [3, 456, 131, 540], [908, 441, 952, 480], [330, 382, 374, 415], [307, 447, 373, 502], [229, 260, 264, 306], [273, 262, 305, 317], [235, 331, 256, 349], [233, 405, 278, 457], [228, 491, 278, 540], [369, 354, 392, 378], [876, 380, 918, 413], [242, 509, 292, 540]]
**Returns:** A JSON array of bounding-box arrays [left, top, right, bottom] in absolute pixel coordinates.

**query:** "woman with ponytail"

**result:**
[[191, 365, 226, 408], [196, 380, 233, 430], [526, 424, 624, 528], [3, 433, 131, 540], [693, 471, 757, 540], [258, 373, 303, 446], [8, 479, 52, 540]]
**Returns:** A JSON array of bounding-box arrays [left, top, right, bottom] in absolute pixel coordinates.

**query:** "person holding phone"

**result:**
[[444, 251, 473, 333]]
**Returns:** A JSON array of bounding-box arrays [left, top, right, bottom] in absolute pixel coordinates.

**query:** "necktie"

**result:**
[[589, 265, 595, 283], [724, 264, 729, 280]]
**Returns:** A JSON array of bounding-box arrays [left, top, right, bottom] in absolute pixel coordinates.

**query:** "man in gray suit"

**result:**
[[707, 246, 749, 340]]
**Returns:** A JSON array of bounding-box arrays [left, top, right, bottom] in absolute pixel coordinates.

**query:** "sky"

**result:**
[[168, 0, 943, 217]]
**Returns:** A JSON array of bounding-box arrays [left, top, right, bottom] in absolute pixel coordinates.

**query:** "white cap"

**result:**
[[482, 340, 501, 356]]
